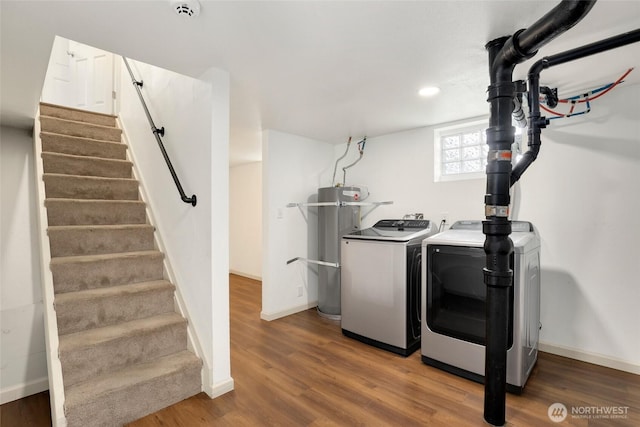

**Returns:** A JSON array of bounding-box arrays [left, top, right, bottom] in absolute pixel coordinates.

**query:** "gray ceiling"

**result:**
[[2, 1, 639, 165]]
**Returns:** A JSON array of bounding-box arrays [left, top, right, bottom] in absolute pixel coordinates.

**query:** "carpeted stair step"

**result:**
[[41, 132, 127, 160], [55, 280, 175, 336], [43, 173, 139, 200], [59, 313, 188, 387], [48, 224, 155, 257], [40, 102, 117, 127], [45, 199, 147, 226], [64, 350, 202, 427], [40, 115, 122, 142], [42, 152, 133, 179], [50, 250, 164, 294], [36, 104, 202, 425]]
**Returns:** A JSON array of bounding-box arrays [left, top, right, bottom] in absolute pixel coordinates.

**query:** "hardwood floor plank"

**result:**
[[0, 390, 51, 427], [3, 273, 639, 426]]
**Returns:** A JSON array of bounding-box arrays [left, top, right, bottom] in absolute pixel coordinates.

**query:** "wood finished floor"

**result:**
[[2, 273, 639, 426]]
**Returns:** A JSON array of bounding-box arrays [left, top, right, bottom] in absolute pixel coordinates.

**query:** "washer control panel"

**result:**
[[374, 219, 431, 230]]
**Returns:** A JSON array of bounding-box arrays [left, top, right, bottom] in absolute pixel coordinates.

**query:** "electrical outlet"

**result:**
[[441, 211, 449, 224], [297, 286, 303, 297]]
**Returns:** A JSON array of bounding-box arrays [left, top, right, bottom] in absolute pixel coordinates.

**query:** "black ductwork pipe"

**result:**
[[483, 1, 596, 425]]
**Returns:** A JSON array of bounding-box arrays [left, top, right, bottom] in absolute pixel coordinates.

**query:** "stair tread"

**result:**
[[40, 102, 118, 119], [50, 249, 162, 264], [59, 312, 186, 352], [40, 114, 120, 131], [48, 224, 153, 232], [43, 172, 137, 182], [42, 151, 132, 165], [46, 197, 144, 205], [64, 350, 201, 407], [40, 131, 125, 147], [55, 280, 173, 303]]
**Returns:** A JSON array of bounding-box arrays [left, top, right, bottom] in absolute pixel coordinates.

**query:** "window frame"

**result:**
[[434, 118, 489, 182], [434, 118, 524, 183]]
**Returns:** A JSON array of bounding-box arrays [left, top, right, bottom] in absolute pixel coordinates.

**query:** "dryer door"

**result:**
[[426, 245, 513, 348]]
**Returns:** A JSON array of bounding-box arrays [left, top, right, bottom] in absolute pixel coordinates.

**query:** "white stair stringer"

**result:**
[[33, 106, 68, 427]]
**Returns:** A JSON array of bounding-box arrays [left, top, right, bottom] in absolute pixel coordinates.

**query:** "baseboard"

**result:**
[[260, 301, 318, 321], [203, 377, 235, 399], [229, 270, 262, 282], [0, 377, 49, 405], [539, 341, 639, 375]]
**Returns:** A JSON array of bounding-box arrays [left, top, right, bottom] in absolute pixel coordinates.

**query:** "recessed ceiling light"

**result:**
[[418, 86, 440, 97]]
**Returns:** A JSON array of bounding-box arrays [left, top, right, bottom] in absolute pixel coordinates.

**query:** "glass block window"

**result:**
[[434, 118, 523, 182]]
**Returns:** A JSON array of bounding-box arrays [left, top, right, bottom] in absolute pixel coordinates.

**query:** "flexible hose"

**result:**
[[512, 96, 527, 128], [331, 137, 351, 186]]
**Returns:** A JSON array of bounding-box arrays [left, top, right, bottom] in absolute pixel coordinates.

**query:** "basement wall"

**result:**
[[117, 59, 233, 395], [261, 130, 334, 320], [0, 126, 48, 403], [229, 162, 262, 280]]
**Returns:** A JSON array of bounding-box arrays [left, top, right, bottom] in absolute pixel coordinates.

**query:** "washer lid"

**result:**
[[344, 219, 434, 242]]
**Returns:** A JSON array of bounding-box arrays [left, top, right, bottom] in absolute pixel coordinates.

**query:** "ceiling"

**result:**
[[2, 1, 639, 166]]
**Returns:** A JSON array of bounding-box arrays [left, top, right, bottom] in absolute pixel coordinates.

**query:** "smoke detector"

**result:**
[[171, 0, 201, 18]]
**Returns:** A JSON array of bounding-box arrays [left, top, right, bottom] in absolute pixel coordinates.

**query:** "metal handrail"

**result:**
[[122, 57, 197, 206]]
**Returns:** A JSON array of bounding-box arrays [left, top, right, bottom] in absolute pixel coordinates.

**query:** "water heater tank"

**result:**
[[317, 186, 362, 319]]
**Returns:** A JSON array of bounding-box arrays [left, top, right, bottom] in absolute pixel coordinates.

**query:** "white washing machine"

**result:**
[[341, 219, 436, 356], [421, 220, 541, 393]]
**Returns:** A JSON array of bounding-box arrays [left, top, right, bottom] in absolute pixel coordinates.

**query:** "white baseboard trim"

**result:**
[[260, 301, 318, 321], [203, 377, 235, 399], [539, 341, 639, 375], [0, 377, 49, 405], [229, 270, 262, 282]]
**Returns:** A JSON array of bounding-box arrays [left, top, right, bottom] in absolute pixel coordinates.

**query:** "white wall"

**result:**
[[335, 123, 487, 229], [261, 130, 334, 320], [0, 126, 48, 403], [336, 83, 640, 372], [118, 59, 233, 395], [229, 162, 262, 280], [200, 66, 232, 392], [516, 83, 640, 371]]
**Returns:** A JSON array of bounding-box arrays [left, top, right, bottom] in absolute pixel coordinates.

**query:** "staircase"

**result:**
[[37, 102, 202, 426]]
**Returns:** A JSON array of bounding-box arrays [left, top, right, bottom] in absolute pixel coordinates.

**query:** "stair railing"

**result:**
[[122, 57, 197, 206]]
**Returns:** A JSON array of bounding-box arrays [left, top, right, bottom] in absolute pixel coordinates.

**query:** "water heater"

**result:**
[[317, 186, 361, 319]]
